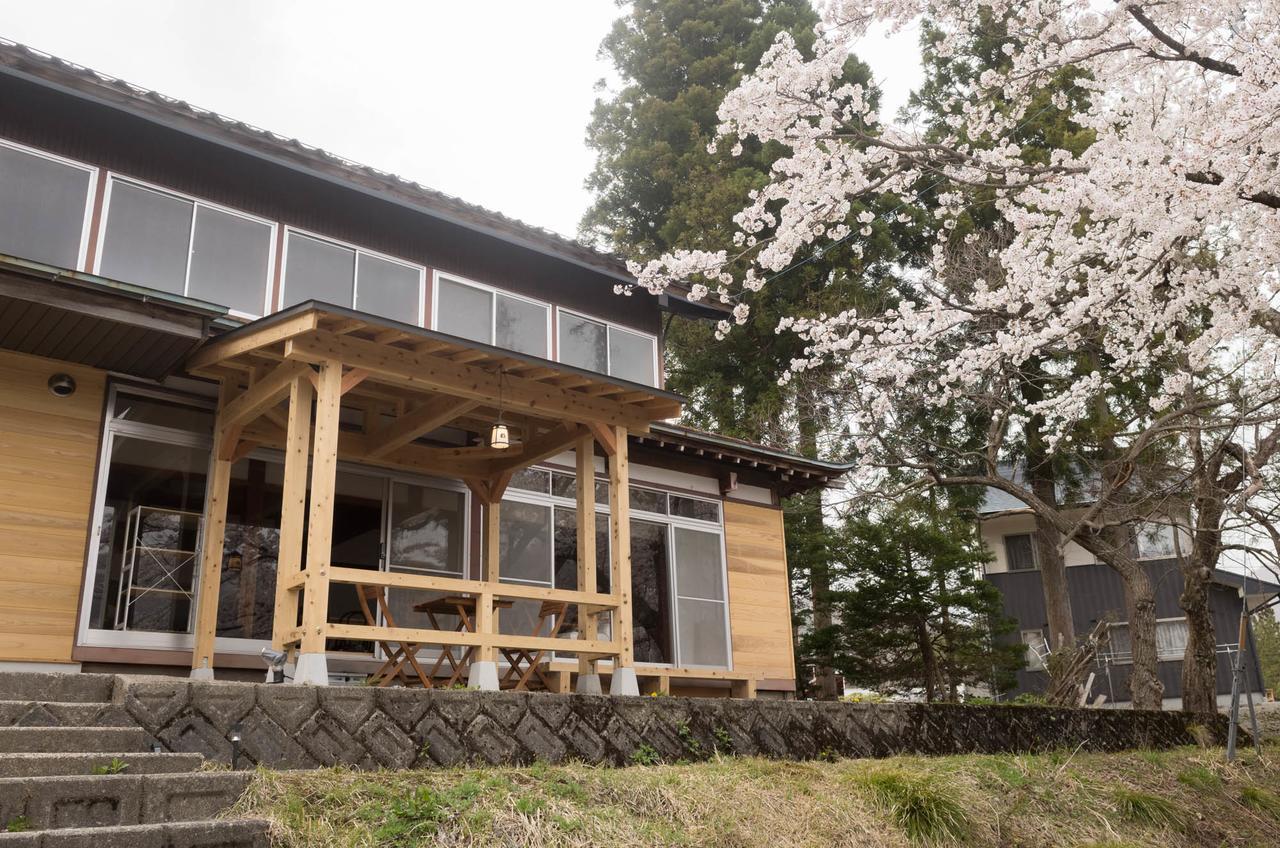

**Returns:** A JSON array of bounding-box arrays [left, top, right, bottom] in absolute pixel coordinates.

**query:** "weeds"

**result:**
[[1240, 785, 1280, 820], [1175, 765, 1221, 792], [851, 768, 971, 844], [5, 817, 30, 833], [90, 757, 130, 775], [1112, 789, 1184, 830], [629, 743, 660, 766]]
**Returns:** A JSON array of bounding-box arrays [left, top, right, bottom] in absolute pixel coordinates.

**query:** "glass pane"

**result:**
[[1136, 523, 1176, 559], [436, 277, 492, 344], [499, 500, 552, 584], [509, 468, 550, 493], [630, 518, 672, 663], [188, 206, 272, 315], [551, 472, 576, 499], [217, 458, 283, 640], [670, 495, 720, 522], [673, 526, 725, 601], [596, 480, 609, 505], [558, 313, 607, 372], [99, 181, 193, 294], [113, 394, 214, 435], [390, 482, 465, 574], [676, 597, 729, 667], [88, 436, 209, 633], [495, 293, 548, 356], [282, 233, 355, 308], [324, 471, 385, 653], [630, 487, 667, 514], [608, 327, 656, 386], [1005, 534, 1037, 570], [357, 253, 421, 323], [552, 507, 610, 593], [0, 145, 91, 267]]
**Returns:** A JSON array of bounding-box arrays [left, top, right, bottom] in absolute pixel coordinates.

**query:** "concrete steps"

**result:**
[[0, 753, 206, 778], [0, 673, 267, 847]]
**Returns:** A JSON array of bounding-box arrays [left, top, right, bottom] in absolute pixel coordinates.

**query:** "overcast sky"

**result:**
[[0, 1, 921, 239]]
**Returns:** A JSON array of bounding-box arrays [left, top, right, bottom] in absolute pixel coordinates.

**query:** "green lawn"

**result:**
[[230, 744, 1280, 847]]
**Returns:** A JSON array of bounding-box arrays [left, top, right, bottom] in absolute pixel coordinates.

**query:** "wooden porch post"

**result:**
[[294, 360, 342, 685], [270, 374, 314, 656], [607, 424, 638, 695], [467, 497, 502, 690], [575, 435, 603, 693], [191, 382, 235, 679]]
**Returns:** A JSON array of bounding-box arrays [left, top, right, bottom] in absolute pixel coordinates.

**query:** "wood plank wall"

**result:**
[[723, 500, 796, 684], [0, 350, 104, 663]]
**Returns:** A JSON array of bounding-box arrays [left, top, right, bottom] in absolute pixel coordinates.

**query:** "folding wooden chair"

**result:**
[[357, 584, 432, 688], [500, 600, 569, 691]]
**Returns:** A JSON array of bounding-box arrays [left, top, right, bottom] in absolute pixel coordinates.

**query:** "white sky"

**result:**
[[0, 1, 921, 239]]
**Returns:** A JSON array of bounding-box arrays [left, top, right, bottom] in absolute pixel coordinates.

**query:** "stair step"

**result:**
[[0, 818, 269, 847], [0, 753, 205, 778], [0, 772, 252, 831], [0, 703, 133, 729], [0, 675, 115, 706], [0, 729, 148, 755]]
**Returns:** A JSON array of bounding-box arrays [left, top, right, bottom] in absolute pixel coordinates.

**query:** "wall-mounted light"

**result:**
[[48, 373, 76, 398]]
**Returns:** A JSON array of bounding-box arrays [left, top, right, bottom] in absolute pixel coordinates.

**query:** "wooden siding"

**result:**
[[0, 349, 103, 663], [723, 501, 795, 683]]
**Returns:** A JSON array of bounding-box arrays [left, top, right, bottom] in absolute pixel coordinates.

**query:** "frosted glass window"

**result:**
[[558, 313, 607, 372], [676, 598, 729, 667], [187, 206, 271, 314], [609, 327, 656, 386], [437, 277, 492, 344], [496, 293, 548, 356], [0, 144, 91, 268], [357, 253, 421, 323], [673, 527, 725, 601], [99, 181, 193, 294], [283, 233, 355, 308]]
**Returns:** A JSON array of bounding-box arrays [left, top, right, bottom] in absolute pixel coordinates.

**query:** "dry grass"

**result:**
[[229, 744, 1280, 847]]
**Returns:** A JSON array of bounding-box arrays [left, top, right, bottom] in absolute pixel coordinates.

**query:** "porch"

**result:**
[[182, 303, 754, 695]]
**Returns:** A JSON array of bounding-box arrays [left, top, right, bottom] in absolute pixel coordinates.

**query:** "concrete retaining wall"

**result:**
[[114, 678, 1231, 770]]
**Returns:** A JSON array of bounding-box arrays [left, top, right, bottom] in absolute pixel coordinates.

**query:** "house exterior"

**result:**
[[0, 42, 847, 698], [980, 497, 1276, 708]]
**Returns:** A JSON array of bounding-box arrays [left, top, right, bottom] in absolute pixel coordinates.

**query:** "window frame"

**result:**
[[1003, 532, 1039, 571], [0, 136, 99, 272], [279, 226, 426, 324], [1133, 521, 1178, 561], [1104, 616, 1189, 664], [501, 466, 731, 670], [555, 306, 660, 387], [430, 269, 552, 357], [94, 174, 278, 318]]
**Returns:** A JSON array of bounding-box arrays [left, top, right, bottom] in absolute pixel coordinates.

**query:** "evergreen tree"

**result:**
[[584, 0, 899, 698], [823, 496, 1025, 700], [1254, 611, 1280, 694]]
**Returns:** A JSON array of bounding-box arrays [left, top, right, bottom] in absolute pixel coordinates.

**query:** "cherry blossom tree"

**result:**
[[627, 1, 1280, 710]]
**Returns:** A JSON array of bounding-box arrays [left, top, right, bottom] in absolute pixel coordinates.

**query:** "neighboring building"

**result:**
[[0, 42, 849, 697], [980, 484, 1277, 708]]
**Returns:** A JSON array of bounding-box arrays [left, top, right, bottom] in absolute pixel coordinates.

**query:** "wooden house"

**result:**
[[0, 41, 847, 698]]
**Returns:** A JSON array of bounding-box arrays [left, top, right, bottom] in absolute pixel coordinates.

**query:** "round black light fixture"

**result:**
[[48, 373, 76, 398]]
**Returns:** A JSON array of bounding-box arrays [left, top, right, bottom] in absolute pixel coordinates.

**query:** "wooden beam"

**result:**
[[478, 501, 501, 662], [299, 360, 343, 657], [577, 434, 599, 676], [271, 375, 314, 653], [191, 382, 235, 676], [490, 423, 590, 473], [285, 329, 659, 429], [609, 425, 634, 667], [340, 368, 370, 395], [187, 311, 320, 371], [365, 397, 480, 459], [218, 360, 313, 442], [588, 422, 618, 456]]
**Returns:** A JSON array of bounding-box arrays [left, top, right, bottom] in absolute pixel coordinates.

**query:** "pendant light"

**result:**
[[489, 367, 510, 450]]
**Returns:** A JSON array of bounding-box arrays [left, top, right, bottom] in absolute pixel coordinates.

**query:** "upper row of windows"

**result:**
[[0, 139, 658, 387]]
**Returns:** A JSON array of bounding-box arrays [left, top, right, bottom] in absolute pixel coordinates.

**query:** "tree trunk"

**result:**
[[1181, 491, 1225, 715], [797, 394, 840, 699], [1118, 560, 1164, 710], [918, 617, 938, 702]]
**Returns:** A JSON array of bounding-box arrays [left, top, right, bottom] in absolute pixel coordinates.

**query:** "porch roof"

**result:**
[[182, 302, 683, 484]]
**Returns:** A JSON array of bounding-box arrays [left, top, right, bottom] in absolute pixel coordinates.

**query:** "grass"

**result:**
[[229, 744, 1280, 847]]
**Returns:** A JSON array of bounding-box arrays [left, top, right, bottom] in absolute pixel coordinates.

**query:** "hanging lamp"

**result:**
[[489, 367, 510, 450]]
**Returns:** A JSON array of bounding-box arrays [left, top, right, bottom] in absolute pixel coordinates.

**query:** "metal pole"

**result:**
[[1226, 605, 1249, 762]]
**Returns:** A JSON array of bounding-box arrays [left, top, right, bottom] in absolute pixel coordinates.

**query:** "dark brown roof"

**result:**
[[0, 38, 724, 316]]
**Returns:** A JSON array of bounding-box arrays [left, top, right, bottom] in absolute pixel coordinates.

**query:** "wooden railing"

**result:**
[[284, 566, 622, 658]]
